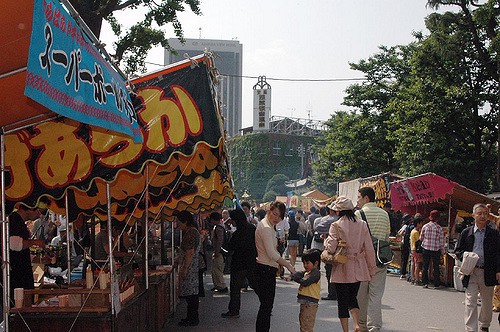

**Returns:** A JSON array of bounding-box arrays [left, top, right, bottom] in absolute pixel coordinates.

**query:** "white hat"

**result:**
[[328, 196, 354, 211]]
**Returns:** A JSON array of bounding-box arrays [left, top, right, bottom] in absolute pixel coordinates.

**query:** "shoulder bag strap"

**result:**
[[359, 209, 372, 236]]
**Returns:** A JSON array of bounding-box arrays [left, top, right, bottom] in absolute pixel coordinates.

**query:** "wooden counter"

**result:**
[[148, 271, 174, 331], [9, 270, 174, 332]]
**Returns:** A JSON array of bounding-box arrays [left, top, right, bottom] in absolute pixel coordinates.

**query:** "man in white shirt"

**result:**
[[241, 201, 258, 225], [51, 224, 78, 268]]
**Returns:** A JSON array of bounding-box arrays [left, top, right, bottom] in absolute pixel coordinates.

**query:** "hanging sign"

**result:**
[[25, 0, 142, 142], [5, 59, 232, 216], [390, 174, 457, 211]]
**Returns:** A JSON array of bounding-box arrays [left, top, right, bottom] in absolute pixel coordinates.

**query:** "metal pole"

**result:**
[[160, 220, 165, 264], [65, 194, 71, 283], [171, 219, 176, 311], [106, 183, 115, 315], [1, 133, 10, 330], [144, 166, 149, 290]]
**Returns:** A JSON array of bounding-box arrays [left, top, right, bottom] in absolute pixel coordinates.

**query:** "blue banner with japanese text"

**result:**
[[25, 0, 142, 142]]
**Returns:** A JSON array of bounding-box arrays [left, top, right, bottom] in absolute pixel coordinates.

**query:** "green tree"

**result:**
[[262, 190, 278, 203], [312, 110, 395, 192], [314, 2, 499, 192], [312, 45, 409, 192], [383, 5, 498, 192], [423, 0, 499, 188], [70, 0, 201, 74], [265, 174, 290, 197]]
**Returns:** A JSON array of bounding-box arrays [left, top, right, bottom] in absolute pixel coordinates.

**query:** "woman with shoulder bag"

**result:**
[[325, 196, 376, 332]]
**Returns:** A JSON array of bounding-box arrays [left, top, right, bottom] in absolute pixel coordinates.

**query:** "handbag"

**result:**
[[322, 223, 348, 264], [415, 239, 423, 254], [359, 210, 393, 267], [373, 237, 393, 267]]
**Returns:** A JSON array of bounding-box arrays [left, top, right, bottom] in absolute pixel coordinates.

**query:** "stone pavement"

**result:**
[[163, 261, 500, 332]]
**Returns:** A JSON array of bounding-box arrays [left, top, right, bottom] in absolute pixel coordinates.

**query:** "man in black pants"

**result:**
[[399, 214, 413, 280], [221, 208, 257, 318]]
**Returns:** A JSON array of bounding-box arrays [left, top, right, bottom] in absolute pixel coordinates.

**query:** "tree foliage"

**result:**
[[314, 0, 499, 193], [387, 8, 498, 191], [312, 110, 396, 189], [265, 174, 290, 197], [262, 190, 278, 203], [70, 0, 201, 75], [228, 133, 316, 203]]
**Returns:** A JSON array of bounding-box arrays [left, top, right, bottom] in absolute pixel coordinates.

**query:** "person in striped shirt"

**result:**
[[354, 187, 390, 332], [419, 210, 445, 289]]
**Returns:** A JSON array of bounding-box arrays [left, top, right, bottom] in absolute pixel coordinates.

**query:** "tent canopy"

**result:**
[[2, 0, 232, 221], [0, 0, 56, 129], [2, 0, 140, 141], [390, 173, 500, 213], [301, 189, 329, 201], [3, 55, 233, 221]]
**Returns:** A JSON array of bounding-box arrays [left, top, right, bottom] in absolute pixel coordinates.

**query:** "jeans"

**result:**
[[306, 233, 313, 249], [253, 263, 277, 332], [422, 248, 441, 287], [400, 245, 410, 276]]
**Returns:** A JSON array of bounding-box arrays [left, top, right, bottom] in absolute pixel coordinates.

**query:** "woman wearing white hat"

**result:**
[[325, 196, 376, 332]]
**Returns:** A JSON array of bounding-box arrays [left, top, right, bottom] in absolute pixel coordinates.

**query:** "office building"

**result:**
[[165, 38, 243, 137]]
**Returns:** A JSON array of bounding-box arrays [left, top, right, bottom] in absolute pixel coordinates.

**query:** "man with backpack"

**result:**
[[398, 214, 414, 281], [210, 212, 228, 293]]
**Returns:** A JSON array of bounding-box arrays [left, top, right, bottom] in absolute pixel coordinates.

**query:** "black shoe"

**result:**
[[178, 319, 199, 327], [321, 296, 337, 301], [210, 287, 217, 291], [215, 287, 228, 293], [480, 328, 489, 332], [221, 311, 240, 318]]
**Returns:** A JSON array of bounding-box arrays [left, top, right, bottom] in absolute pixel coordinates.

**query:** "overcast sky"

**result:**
[[103, 0, 443, 128]]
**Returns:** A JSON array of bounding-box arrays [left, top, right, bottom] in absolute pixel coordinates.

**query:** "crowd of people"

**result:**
[[6, 184, 500, 332], [171, 186, 500, 332]]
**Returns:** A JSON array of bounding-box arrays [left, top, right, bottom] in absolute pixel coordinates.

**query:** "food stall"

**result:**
[[339, 172, 404, 207], [390, 173, 500, 286], [339, 172, 405, 270], [1, 0, 232, 328]]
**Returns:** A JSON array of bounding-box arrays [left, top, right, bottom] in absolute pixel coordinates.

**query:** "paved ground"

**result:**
[[164, 261, 500, 332]]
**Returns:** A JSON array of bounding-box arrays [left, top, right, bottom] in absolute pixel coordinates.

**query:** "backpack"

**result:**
[[403, 224, 414, 249], [313, 232, 323, 243], [216, 224, 232, 256]]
